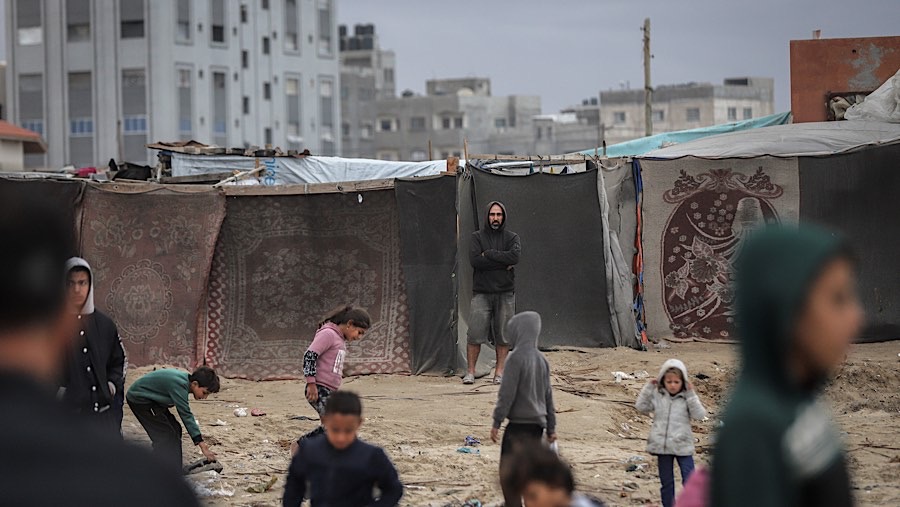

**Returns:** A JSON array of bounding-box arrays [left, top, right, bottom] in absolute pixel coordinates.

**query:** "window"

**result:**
[[243, 96, 250, 115], [613, 111, 626, 124], [285, 76, 301, 147], [410, 150, 427, 162], [240, 5, 248, 23], [546, 126, 552, 138], [341, 122, 350, 137], [361, 124, 373, 139], [263, 82, 271, 100], [16, 0, 42, 46], [284, 0, 299, 51], [494, 118, 507, 128], [177, 67, 193, 137], [319, 78, 334, 129], [264, 128, 272, 145], [379, 118, 395, 132], [359, 88, 375, 101], [686, 108, 700, 122], [67, 0, 91, 42], [317, 0, 333, 56], [212, 71, 228, 145], [262, 0, 270, 9], [384, 68, 394, 83], [69, 118, 95, 137], [743, 107, 753, 120], [536, 127, 542, 140], [262, 37, 270, 54], [453, 116, 463, 129], [176, 0, 191, 42], [68, 72, 94, 164], [652, 110, 665, 122], [19, 74, 44, 169], [242, 50, 249, 69], [377, 151, 399, 161], [122, 115, 148, 133], [727, 107, 737, 121], [441, 117, 451, 130], [211, 0, 225, 44], [410, 117, 426, 132], [120, 0, 145, 39], [22, 120, 44, 136]]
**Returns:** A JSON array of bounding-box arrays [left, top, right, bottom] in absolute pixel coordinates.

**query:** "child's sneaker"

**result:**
[[462, 374, 475, 384]]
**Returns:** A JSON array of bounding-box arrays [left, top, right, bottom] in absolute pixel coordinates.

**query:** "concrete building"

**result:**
[[339, 24, 395, 158], [0, 120, 46, 171], [6, 0, 340, 170], [600, 78, 775, 145]]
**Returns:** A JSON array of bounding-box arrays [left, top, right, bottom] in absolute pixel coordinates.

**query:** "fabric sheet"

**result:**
[[205, 190, 410, 380], [0, 177, 84, 252], [79, 185, 225, 367], [639, 157, 800, 341], [798, 144, 900, 342], [461, 168, 615, 348], [395, 176, 458, 374]]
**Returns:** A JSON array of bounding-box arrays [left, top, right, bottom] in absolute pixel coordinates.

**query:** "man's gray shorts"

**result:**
[[467, 292, 516, 347]]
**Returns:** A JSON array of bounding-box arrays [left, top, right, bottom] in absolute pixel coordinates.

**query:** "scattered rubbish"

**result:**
[[210, 419, 229, 427], [464, 435, 481, 447], [626, 464, 638, 472], [634, 370, 650, 379], [246, 476, 278, 494], [612, 371, 635, 383], [250, 408, 267, 417], [288, 415, 319, 421], [695, 373, 711, 380], [187, 470, 235, 498], [624, 455, 645, 464], [233, 408, 248, 417], [462, 500, 482, 507], [654, 340, 671, 350], [184, 458, 223, 475], [457, 447, 480, 455]]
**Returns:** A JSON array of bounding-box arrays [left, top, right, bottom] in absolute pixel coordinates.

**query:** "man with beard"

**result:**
[[464, 201, 521, 385]]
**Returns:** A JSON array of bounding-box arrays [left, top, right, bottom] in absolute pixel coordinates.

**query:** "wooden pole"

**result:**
[[643, 18, 652, 137], [428, 139, 433, 160], [463, 138, 469, 161]]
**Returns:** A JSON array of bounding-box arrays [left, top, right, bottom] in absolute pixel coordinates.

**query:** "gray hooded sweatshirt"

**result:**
[[492, 312, 556, 433], [635, 358, 707, 456]]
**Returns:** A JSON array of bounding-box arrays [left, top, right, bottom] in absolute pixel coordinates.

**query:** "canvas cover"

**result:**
[[79, 185, 225, 367], [395, 176, 459, 374], [459, 167, 616, 348], [638, 157, 800, 341], [204, 190, 411, 380], [0, 177, 84, 251]]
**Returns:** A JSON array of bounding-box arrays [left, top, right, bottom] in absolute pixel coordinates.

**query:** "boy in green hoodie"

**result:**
[[711, 225, 863, 507], [127, 366, 220, 470]]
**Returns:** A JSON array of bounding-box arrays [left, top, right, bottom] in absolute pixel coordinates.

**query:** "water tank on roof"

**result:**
[[354, 24, 365, 36]]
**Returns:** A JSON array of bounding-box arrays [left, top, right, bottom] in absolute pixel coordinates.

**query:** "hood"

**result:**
[[734, 224, 850, 390], [482, 201, 508, 232], [65, 257, 95, 315], [506, 311, 540, 350], [656, 358, 689, 387]]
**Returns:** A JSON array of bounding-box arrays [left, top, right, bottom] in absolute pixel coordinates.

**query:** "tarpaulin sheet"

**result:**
[[799, 143, 900, 342], [171, 154, 447, 184], [395, 176, 458, 373], [205, 190, 411, 380], [79, 185, 225, 367], [461, 168, 615, 348], [0, 177, 84, 252], [639, 157, 800, 341]]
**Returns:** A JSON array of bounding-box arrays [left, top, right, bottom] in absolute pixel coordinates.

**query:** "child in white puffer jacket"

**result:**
[[635, 358, 707, 507]]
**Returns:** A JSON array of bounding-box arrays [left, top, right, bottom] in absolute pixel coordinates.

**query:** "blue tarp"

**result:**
[[575, 111, 792, 158]]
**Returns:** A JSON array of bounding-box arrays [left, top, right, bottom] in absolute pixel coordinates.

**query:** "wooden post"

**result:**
[[447, 156, 459, 174], [643, 18, 652, 137], [428, 139, 433, 160], [463, 138, 469, 161]]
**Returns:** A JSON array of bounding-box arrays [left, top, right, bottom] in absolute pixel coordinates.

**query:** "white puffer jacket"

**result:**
[[635, 359, 707, 456]]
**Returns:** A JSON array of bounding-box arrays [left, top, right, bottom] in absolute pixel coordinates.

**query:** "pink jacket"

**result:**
[[304, 323, 347, 391]]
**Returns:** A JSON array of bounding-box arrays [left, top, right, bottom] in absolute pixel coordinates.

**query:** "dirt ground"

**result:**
[[123, 341, 900, 507]]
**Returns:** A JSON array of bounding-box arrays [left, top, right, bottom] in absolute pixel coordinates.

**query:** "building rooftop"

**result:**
[[0, 121, 46, 153]]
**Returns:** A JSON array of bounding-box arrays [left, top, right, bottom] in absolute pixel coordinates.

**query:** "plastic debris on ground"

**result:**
[[246, 476, 278, 494], [250, 408, 267, 417], [184, 458, 224, 475], [233, 407, 248, 417], [187, 470, 235, 498], [654, 340, 671, 350], [464, 435, 481, 447], [462, 500, 483, 507], [634, 370, 650, 379], [457, 447, 480, 455], [210, 419, 228, 426], [612, 371, 635, 383]]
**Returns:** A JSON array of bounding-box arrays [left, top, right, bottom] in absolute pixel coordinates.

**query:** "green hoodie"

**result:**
[[711, 225, 854, 507], [126, 369, 203, 444]]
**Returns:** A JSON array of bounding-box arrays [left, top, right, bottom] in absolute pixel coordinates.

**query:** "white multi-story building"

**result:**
[[6, 0, 340, 169]]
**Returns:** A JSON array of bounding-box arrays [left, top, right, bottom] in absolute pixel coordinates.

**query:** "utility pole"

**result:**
[[643, 18, 652, 137]]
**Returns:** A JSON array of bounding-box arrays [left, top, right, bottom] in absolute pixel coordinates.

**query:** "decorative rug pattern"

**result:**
[[80, 186, 225, 367], [205, 190, 410, 380], [640, 158, 800, 341]]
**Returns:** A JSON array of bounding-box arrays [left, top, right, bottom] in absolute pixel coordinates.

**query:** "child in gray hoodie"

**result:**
[[635, 358, 707, 507], [491, 311, 556, 507]]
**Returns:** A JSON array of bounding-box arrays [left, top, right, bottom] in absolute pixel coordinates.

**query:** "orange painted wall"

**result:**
[[790, 36, 900, 123]]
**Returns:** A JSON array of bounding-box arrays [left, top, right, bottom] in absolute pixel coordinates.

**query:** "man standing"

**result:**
[[59, 257, 127, 436], [465, 201, 521, 385], [0, 193, 198, 505]]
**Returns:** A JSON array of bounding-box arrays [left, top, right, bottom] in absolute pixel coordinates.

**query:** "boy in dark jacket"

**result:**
[[491, 311, 556, 507], [712, 225, 863, 507], [283, 391, 403, 507], [59, 257, 127, 436], [127, 366, 220, 470]]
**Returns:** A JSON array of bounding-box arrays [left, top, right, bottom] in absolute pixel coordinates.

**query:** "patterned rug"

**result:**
[[639, 157, 800, 341], [205, 190, 410, 380], [79, 185, 225, 367]]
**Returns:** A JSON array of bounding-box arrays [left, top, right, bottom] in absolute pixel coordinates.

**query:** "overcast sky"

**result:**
[[339, 0, 899, 113]]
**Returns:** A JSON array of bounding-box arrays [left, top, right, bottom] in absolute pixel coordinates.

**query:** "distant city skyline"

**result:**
[[338, 0, 899, 114]]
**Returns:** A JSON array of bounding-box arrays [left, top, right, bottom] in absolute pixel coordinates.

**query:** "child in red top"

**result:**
[[291, 305, 370, 456]]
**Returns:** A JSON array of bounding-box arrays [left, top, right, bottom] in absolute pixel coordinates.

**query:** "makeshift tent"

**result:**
[[636, 120, 900, 342], [575, 112, 792, 158]]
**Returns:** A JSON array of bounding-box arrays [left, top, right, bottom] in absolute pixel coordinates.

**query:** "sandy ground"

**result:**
[[123, 341, 900, 507]]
